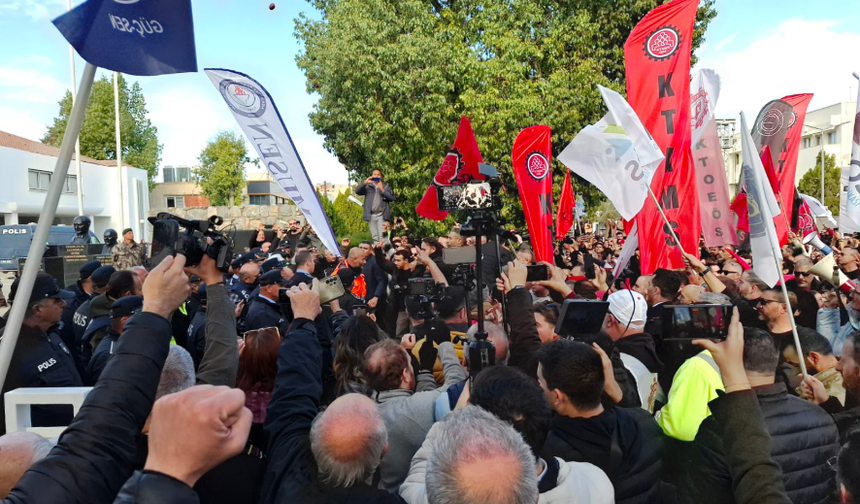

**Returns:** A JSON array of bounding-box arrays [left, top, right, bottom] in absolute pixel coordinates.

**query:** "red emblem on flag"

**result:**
[[644, 26, 681, 61], [233, 85, 247, 96], [434, 149, 463, 186], [527, 152, 550, 180]]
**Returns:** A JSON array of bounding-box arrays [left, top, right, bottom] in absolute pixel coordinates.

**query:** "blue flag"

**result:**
[[53, 0, 197, 76]]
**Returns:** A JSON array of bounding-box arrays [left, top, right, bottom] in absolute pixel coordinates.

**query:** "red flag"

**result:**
[[512, 125, 553, 263], [760, 146, 790, 243], [624, 0, 701, 273], [416, 116, 484, 220], [778, 94, 814, 233], [730, 192, 749, 232], [793, 196, 817, 237], [556, 170, 575, 240]]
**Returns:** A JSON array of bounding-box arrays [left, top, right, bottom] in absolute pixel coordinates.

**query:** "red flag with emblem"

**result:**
[[624, 0, 700, 273], [416, 116, 485, 220], [556, 170, 575, 240], [512, 125, 553, 263]]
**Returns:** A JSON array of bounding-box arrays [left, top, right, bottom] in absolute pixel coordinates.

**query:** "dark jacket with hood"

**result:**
[[680, 382, 840, 504], [541, 405, 665, 504]]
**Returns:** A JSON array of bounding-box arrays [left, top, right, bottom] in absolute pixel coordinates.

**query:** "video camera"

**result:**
[[148, 212, 234, 272]]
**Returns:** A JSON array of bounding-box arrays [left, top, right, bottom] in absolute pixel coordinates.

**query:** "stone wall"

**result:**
[[148, 204, 302, 230]]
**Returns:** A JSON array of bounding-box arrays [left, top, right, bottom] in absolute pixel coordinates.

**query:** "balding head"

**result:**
[[425, 405, 538, 504], [467, 322, 509, 365], [0, 432, 52, 497], [347, 247, 367, 269], [239, 262, 261, 284], [310, 394, 388, 487]]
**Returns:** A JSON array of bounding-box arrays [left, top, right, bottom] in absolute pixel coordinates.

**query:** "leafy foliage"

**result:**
[[332, 190, 366, 237], [798, 152, 841, 215], [295, 0, 716, 236], [42, 74, 162, 190], [194, 131, 250, 206]]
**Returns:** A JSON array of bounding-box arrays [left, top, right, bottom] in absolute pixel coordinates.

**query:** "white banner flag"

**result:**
[[205, 68, 340, 256], [801, 193, 838, 228], [558, 85, 663, 221], [613, 222, 638, 278], [846, 73, 860, 229], [740, 112, 782, 287], [690, 69, 721, 146]]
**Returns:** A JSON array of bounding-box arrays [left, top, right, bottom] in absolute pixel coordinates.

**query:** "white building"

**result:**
[[0, 131, 150, 238], [721, 101, 857, 196]]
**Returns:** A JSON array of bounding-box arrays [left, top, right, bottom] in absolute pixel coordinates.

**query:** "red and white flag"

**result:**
[[512, 125, 554, 263]]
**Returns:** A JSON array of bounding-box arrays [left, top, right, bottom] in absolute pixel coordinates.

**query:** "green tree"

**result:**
[[42, 74, 162, 189], [798, 152, 840, 215], [332, 190, 366, 239], [295, 0, 716, 236], [194, 131, 250, 206]]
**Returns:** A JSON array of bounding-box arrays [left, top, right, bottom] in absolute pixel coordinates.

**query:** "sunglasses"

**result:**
[[758, 298, 784, 306], [242, 326, 281, 342], [719, 270, 741, 275], [795, 271, 812, 277]]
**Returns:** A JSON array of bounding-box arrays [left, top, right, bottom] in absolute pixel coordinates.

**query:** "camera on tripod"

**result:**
[[148, 212, 234, 272]]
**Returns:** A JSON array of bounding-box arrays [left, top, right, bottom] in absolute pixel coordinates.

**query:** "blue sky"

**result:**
[[0, 0, 858, 185]]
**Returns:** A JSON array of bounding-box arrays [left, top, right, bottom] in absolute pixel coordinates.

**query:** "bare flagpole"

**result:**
[[67, 0, 84, 216], [0, 63, 98, 391], [646, 186, 687, 256]]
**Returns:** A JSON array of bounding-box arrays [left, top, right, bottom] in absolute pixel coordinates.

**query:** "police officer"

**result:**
[[59, 260, 101, 352], [71, 266, 115, 361], [0, 273, 82, 434], [77, 269, 140, 368], [186, 284, 207, 370], [243, 270, 289, 335], [229, 260, 261, 305], [186, 275, 203, 321], [86, 295, 142, 385]]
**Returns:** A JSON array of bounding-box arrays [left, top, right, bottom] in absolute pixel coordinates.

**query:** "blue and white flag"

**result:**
[[205, 68, 340, 257], [53, 0, 197, 76], [740, 112, 782, 287], [844, 73, 860, 230]]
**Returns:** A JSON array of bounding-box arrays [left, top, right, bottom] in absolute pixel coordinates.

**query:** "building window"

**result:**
[[166, 196, 185, 208], [249, 195, 271, 205], [65, 175, 77, 194], [27, 169, 77, 193], [814, 136, 821, 147], [163, 166, 191, 183], [828, 132, 837, 144], [802, 137, 811, 149]]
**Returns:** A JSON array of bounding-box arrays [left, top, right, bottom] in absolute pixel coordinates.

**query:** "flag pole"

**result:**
[[0, 62, 98, 392], [66, 0, 84, 216], [770, 231, 809, 378], [646, 186, 687, 256]]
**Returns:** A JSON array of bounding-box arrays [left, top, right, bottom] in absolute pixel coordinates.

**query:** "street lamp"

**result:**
[[804, 121, 850, 202]]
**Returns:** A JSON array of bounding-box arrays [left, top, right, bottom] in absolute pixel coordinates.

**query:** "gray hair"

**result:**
[[467, 322, 509, 366], [426, 405, 538, 504], [155, 345, 196, 400], [699, 292, 732, 305], [309, 396, 388, 488]]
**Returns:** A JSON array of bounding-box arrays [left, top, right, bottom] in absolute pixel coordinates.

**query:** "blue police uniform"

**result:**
[[87, 329, 119, 385], [186, 310, 207, 370], [245, 295, 289, 336]]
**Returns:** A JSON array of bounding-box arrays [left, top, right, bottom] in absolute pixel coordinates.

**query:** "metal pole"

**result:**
[[67, 0, 84, 216], [0, 63, 97, 392], [820, 132, 825, 203], [646, 186, 687, 256], [114, 72, 125, 229]]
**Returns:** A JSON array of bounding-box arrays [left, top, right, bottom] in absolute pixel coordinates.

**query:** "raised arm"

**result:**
[[5, 256, 190, 504], [501, 261, 541, 378], [190, 256, 239, 387]]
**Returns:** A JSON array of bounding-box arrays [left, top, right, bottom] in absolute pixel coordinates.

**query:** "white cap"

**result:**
[[607, 289, 647, 328]]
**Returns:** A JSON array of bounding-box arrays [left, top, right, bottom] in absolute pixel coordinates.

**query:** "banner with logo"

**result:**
[[205, 68, 340, 256], [690, 69, 736, 247], [416, 117, 485, 220], [801, 193, 837, 228], [613, 223, 639, 278], [559, 86, 662, 221], [841, 164, 860, 233], [741, 113, 782, 287], [53, 0, 197, 76], [512, 125, 553, 263], [624, 0, 700, 273], [843, 77, 860, 229]]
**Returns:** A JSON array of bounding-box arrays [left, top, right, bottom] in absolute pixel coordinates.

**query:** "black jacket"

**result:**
[[245, 295, 289, 336], [541, 406, 665, 504], [59, 281, 90, 353], [363, 256, 387, 302], [4, 312, 173, 504], [260, 318, 404, 503], [680, 382, 840, 504], [87, 329, 120, 385], [186, 310, 206, 370], [0, 323, 83, 433]]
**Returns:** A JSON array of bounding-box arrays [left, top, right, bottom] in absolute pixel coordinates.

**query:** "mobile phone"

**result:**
[[264, 224, 274, 229], [554, 299, 609, 337], [442, 246, 477, 265], [150, 219, 180, 269], [526, 264, 549, 282], [661, 304, 733, 341], [372, 176, 381, 182], [354, 305, 368, 317], [318, 274, 346, 304]]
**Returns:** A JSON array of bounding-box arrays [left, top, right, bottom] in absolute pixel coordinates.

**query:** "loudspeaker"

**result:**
[[803, 232, 833, 255], [808, 253, 856, 294]]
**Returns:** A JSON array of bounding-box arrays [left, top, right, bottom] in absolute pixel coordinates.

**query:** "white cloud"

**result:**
[[711, 32, 736, 52], [0, 105, 49, 140], [0, 55, 69, 139], [698, 18, 860, 122], [0, 0, 65, 21], [0, 64, 68, 105]]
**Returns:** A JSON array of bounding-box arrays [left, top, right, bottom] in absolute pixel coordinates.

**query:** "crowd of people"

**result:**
[[0, 211, 859, 504]]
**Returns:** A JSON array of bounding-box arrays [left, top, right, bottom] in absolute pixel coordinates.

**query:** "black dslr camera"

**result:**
[[148, 212, 234, 272]]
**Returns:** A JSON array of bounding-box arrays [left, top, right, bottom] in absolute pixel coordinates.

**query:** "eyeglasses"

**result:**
[[719, 270, 741, 275], [795, 271, 812, 277], [758, 298, 784, 306], [242, 326, 281, 342]]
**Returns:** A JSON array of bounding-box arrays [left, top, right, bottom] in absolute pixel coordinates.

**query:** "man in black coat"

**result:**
[[358, 241, 387, 323], [245, 270, 289, 336], [185, 284, 207, 370], [259, 284, 405, 503], [680, 327, 840, 504], [538, 339, 665, 504], [1, 255, 189, 503], [58, 260, 100, 352], [287, 250, 316, 288], [71, 265, 115, 350]]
